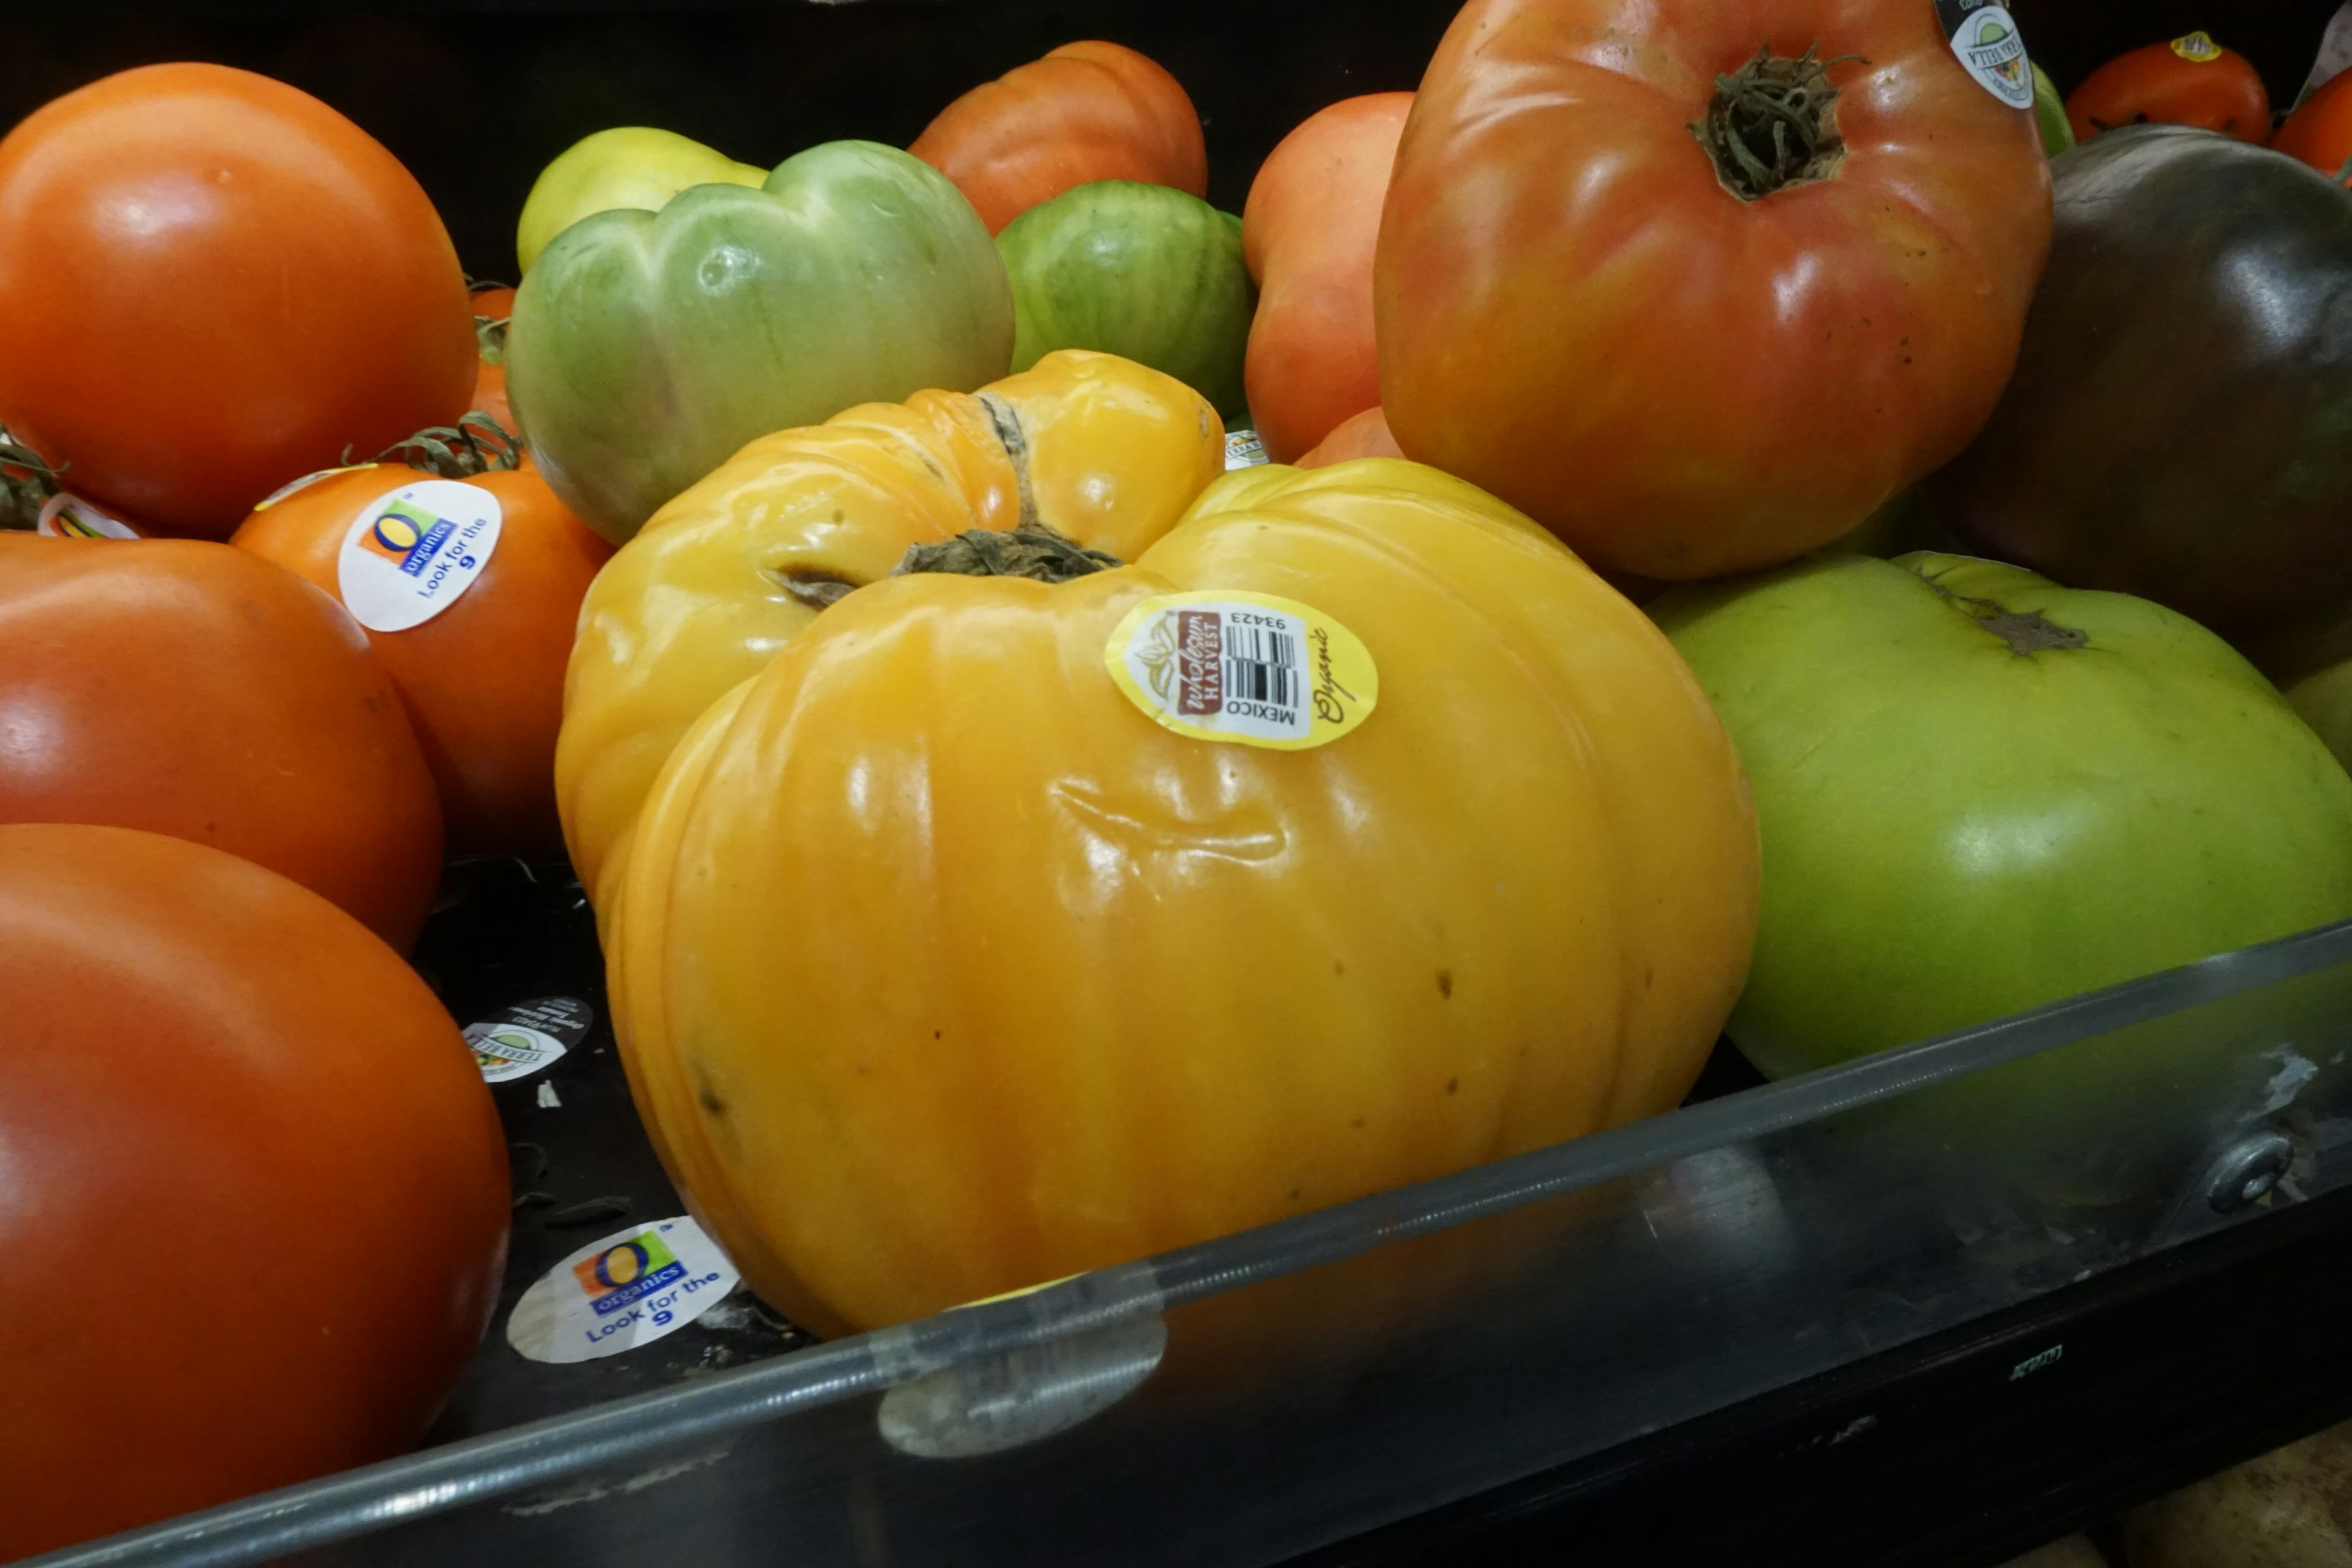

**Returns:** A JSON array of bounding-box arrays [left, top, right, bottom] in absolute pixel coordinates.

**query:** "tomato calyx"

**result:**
[[894, 527, 1124, 582], [1913, 563, 2089, 655], [1693, 45, 1860, 202], [378, 412, 524, 480], [0, 426, 62, 531]]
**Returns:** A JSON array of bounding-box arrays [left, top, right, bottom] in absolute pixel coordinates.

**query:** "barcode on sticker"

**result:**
[[1224, 622, 1302, 712], [1106, 588, 1380, 752]]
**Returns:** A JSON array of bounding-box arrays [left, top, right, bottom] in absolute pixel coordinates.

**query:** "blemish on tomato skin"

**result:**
[[1436, 967, 1453, 999]]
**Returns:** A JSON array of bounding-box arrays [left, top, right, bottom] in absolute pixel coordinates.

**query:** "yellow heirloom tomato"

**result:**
[[567, 368, 1760, 1335], [558, 349, 1225, 905]]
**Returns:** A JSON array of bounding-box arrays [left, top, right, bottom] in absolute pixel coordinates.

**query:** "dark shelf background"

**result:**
[[2, 1, 2342, 285]]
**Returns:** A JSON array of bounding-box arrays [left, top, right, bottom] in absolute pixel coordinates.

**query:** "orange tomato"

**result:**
[[2067, 34, 2269, 144], [467, 288, 517, 432], [1377, 0, 2051, 581], [0, 823, 507, 1561], [0, 64, 476, 537], [2274, 68, 2352, 179], [235, 461, 612, 858], [1297, 405, 1404, 467], [0, 534, 442, 948], [470, 360, 514, 433], [1242, 93, 1412, 462], [910, 42, 1207, 235]]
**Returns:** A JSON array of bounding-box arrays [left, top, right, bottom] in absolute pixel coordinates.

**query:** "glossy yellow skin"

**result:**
[[515, 127, 767, 274], [558, 350, 1226, 904], [601, 454, 1760, 1335]]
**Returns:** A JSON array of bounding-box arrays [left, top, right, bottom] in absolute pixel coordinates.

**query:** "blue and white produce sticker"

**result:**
[[337, 478, 500, 632], [507, 1217, 740, 1364]]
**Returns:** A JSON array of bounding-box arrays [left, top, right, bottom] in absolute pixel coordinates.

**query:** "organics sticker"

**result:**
[[506, 1218, 739, 1364], [36, 494, 138, 540], [1104, 590, 1378, 751], [2170, 31, 2223, 63], [1936, 0, 2035, 109], [1223, 429, 1268, 470], [463, 996, 594, 1084], [336, 478, 501, 633]]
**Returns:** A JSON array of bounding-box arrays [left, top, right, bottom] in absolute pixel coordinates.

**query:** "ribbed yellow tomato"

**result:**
[[557, 349, 1224, 905], [598, 453, 1758, 1336]]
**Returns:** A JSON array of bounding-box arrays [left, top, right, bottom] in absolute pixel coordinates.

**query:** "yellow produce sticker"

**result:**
[[1105, 590, 1378, 751], [2171, 31, 2223, 62]]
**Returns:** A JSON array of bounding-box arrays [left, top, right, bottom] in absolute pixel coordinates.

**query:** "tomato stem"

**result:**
[[0, 426, 61, 531], [1694, 45, 1858, 202], [475, 313, 509, 366], [380, 412, 525, 479], [895, 529, 1123, 582]]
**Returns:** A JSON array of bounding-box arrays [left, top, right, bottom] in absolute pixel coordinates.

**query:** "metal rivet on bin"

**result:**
[[2205, 1131, 2294, 1213]]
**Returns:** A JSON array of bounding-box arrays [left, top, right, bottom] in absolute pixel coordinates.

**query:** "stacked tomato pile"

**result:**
[[6, 6, 2352, 1557]]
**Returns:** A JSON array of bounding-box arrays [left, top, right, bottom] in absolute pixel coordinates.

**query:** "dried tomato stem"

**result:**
[[894, 529, 1123, 582], [379, 412, 525, 479], [1693, 45, 1858, 202]]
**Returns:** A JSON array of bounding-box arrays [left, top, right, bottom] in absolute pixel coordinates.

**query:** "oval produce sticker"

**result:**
[[1936, 0, 2035, 109], [337, 478, 501, 633], [506, 1217, 740, 1365], [464, 996, 594, 1084], [1223, 429, 1269, 470], [36, 494, 139, 540], [1105, 590, 1378, 751]]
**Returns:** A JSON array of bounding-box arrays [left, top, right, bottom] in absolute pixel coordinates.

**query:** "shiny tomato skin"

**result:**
[[2067, 37, 2270, 145], [0, 64, 477, 538], [0, 823, 508, 1560], [1376, 0, 2052, 581], [235, 466, 612, 856], [0, 535, 443, 947], [2273, 67, 2352, 178]]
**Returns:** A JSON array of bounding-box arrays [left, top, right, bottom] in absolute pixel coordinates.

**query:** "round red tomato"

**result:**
[[0, 823, 507, 1560], [0, 64, 476, 538], [2066, 34, 2270, 145], [234, 461, 612, 857], [2274, 67, 2352, 179], [0, 534, 443, 947], [1376, 0, 2052, 580]]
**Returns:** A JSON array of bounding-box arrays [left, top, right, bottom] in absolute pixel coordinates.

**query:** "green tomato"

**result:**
[[2032, 62, 2075, 157], [507, 140, 1013, 544], [516, 127, 768, 276], [996, 180, 1255, 420], [1652, 552, 2352, 1078]]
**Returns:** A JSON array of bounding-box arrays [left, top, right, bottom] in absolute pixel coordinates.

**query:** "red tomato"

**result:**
[[0, 823, 507, 1559], [2274, 68, 2352, 178], [0, 64, 476, 538], [1296, 405, 1404, 468], [1377, 0, 2052, 580], [0, 535, 443, 947], [469, 284, 516, 321], [2067, 34, 2270, 144], [234, 462, 613, 857], [910, 42, 1207, 234], [1242, 93, 1412, 462]]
